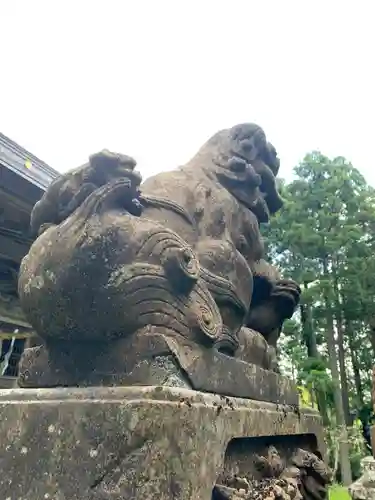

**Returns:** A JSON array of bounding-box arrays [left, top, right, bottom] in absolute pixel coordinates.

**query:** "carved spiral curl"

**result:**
[[162, 246, 200, 291], [188, 303, 222, 343]]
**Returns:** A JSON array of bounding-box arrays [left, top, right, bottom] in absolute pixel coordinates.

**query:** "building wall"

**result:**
[[0, 132, 58, 384]]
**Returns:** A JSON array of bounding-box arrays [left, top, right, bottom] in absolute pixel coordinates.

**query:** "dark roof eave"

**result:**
[[0, 158, 50, 190], [0, 132, 59, 190]]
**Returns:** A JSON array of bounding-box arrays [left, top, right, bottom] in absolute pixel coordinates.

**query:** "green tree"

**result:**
[[263, 152, 375, 484]]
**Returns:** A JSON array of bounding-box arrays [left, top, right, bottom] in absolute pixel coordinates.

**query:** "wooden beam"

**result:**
[[0, 295, 32, 329], [0, 331, 32, 339], [0, 313, 32, 329], [0, 233, 29, 263], [0, 316, 34, 338], [0, 377, 17, 388], [0, 186, 33, 214]]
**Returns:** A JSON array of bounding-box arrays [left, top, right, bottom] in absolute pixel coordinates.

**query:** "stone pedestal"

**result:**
[[0, 385, 325, 500]]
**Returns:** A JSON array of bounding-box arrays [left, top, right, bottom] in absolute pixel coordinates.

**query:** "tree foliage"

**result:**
[[263, 152, 375, 484]]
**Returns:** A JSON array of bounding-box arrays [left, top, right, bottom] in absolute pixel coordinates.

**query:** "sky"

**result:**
[[1, 1, 374, 184]]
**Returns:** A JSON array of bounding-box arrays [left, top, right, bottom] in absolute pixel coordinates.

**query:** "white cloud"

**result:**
[[1, 0, 374, 184]]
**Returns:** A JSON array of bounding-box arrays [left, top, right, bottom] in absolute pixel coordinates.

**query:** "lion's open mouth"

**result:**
[[235, 171, 283, 224]]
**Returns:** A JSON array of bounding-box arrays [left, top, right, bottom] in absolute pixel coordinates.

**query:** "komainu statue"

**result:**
[[0, 123, 331, 500]]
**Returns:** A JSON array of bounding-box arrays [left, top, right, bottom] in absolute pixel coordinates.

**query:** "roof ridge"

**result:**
[[0, 132, 59, 177], [0, 132, 59, 189]]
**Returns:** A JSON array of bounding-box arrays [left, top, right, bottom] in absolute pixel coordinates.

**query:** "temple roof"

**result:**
[[0, 132, 58, 190], [0, 132, 58, 288], [0, 134, 59, 366]]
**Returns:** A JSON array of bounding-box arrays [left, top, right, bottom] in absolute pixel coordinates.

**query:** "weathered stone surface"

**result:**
[[171, 343, 298, 404], [29, 149, 142, 237], [4, 124, 331, 498], [247, 261, 301, 349], [18, 334, 298, 404], [215, 446, 332, 500], [17, 124, 301, 388], [139, 124, 301, 350], [349, 457, 375, 500], [235, 326, 278, 371], [0, 386, 325, 500]]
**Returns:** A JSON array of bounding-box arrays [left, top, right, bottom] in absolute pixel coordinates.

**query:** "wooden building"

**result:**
[[0, 133, 58, 386]]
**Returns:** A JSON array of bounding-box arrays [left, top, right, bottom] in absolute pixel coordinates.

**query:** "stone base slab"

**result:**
[[0, 386, 325, 499], [18, 335, 298, 405]]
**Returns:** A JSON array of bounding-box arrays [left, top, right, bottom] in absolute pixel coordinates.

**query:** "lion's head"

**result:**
[[190, 123, 283, 223], [30, 150, 142, 237]]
